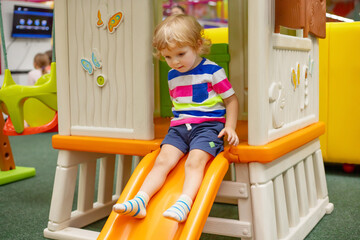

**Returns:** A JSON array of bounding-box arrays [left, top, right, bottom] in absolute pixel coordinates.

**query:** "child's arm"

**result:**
[[218, 94, 239, 146]]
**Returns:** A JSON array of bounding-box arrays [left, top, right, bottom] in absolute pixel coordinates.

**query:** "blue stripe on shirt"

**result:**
[[172, 109, 226, 118], [168, 58, 222, 81]]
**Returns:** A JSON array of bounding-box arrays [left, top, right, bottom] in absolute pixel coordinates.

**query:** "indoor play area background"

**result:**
[[1, 0, 360, 240]]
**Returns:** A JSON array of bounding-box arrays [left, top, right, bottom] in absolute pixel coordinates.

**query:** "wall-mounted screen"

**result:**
[[11, 5, 53, 38]]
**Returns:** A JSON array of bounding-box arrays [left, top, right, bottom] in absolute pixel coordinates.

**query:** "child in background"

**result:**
[[113, 14, 239, 222], [27, 53, 50, 85], [170, 4, 186, 15], [45, 50, 52, 73]]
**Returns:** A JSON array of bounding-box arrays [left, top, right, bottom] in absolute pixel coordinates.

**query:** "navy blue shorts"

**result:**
[[161, 121, 225, 157]]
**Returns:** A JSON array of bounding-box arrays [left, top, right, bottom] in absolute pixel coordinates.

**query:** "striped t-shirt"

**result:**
[[168, 58, 235, 127]]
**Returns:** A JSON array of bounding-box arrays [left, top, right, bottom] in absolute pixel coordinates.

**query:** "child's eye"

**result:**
[[179, 52, 185, 56], [164, 56, 170, 59]]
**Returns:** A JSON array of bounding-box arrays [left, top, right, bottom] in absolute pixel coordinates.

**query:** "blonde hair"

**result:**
[[34, 53, 50, 75], [152, 14, 211, 59]]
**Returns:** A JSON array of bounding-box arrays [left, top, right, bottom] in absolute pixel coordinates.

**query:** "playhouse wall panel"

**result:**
[[56, 0, 154, 139], [247, 0, 320, 145], [268, 36, 319, 142]]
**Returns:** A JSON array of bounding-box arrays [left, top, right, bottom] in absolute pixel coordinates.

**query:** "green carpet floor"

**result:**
[[0, 132, 359, 239]]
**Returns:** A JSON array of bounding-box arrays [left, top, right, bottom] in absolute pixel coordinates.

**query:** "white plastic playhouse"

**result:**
[[44, 0, 333, 239]]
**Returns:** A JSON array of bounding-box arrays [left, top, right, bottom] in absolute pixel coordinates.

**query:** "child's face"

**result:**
[[161, 45, 202, 73]]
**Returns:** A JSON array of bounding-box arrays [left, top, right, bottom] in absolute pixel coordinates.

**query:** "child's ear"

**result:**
[[196, 39, 203, 53]]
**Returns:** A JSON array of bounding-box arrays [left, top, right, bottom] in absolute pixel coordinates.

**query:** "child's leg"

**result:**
[[163, 149, 212, 222], [113, 144, 184, 218], [139, 144, 184, 197]]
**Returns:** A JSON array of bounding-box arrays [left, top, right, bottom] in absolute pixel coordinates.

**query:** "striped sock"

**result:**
[[163, 194, 193, 222], [113, 191, 149, 218]]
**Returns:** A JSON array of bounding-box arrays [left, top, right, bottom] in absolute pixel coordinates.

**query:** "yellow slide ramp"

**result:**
[[97, 148, 229, 240]]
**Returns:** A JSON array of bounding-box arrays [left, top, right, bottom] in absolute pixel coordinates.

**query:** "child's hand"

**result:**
[[218, 127, 239, 146]]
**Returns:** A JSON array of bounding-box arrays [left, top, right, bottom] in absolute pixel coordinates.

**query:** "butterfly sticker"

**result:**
[[81, 49, 102, 75], [96, 10, 123, 33], [96, 10, 104, 27], [108, 12, 123, 33], [80, 49, 106, 88], [92, 49, 102, 69], [300, 66, 308, 110], [291, 63, 300, 90], [80, 58, 94, 75], [303, 66, 309, 108], [308, 54, 314, 77]]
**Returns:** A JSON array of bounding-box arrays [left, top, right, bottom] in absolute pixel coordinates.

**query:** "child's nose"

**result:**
[[172, 57, 180, 64]]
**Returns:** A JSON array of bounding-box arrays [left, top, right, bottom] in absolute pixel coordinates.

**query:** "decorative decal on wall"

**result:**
[[291, 62, 301, 90], [297, 63, 300, 85], [96, 9, 124, 34], [92, 49, 102, 69], [96, 74, 107, 87], [80, 58, 94, 75], [308, 54, 314, 76], [291, 68, 297, 90], [300, 66, 307, 110], [96, 10, 104, 27], [80, 49, 106, 88], [304, 66, 309, 108], [269, 82, 285, 129], [108, 12, 123, 33]]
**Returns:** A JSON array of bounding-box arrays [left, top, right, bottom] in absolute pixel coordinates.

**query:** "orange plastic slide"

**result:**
[[97, 148, 229, 240]]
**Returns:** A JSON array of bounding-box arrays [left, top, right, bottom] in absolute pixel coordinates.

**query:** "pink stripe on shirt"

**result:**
[[169, 85, 192, 98], [213, 79, 232, 94], [170, 117, 226, 126]]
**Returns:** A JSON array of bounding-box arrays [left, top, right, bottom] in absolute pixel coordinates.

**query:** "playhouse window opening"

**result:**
[[279, 26, 302, 37]]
